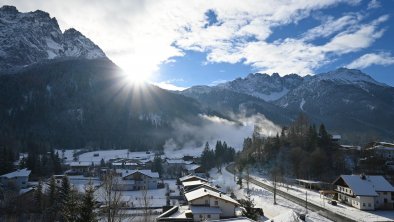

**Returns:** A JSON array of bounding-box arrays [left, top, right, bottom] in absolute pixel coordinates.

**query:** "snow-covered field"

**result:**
[[249, 171, 394, 222], [72, 149, 155, 165], [95, 187, 167, 208], [209, 166, 332, 222]]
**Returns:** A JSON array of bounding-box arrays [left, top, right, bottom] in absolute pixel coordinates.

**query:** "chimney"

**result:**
[[204, 189, 206, 192]]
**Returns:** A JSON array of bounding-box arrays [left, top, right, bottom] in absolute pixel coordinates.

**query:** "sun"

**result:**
[[118, 56, 154, 86]]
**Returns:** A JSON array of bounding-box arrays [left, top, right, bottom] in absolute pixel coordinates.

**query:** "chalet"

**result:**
[[0, 168, 31, 189], [114, 169, 159, 191], [157, 187, 240, 221], [333, 174, 394, 210], [185, 187, 240, 218]]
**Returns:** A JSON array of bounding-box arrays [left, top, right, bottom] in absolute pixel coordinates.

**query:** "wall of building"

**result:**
[[192, 213, 220, 221], [189, 195, 236, 217]]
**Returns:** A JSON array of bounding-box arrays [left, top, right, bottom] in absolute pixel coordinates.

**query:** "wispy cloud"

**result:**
[[347, 52, 394, 69], [368, 0, 381, 10]]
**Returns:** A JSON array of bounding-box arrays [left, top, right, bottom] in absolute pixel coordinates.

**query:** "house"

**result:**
[[184, 187, 240, 218], [114, 169, 159, 191], [69, 161, 92, 174], [179, 175, 208, 183], [333, 174, 394, 210], [366, 142, 394, 160], [157, 187, 240, 221], [163, 159, 193, 179], [0, 168, 31, 189], [183, 164, 205, 177]]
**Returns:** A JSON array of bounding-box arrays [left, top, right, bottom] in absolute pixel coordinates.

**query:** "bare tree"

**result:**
[[139, 187, 152, 222], [99, 171, 124, 222]]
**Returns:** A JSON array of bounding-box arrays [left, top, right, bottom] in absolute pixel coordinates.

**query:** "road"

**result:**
[[226, 164, 356, 222]]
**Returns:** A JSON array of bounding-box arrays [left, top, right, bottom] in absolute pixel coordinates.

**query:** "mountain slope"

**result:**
[[0, 5, 105, 73], [0, 58, 204, 149], [182, 68, 394, 142]]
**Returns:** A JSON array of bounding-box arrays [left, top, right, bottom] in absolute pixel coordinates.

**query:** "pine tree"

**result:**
[[34, 180, 43, 213], [152, 155, 163, 177], [78, 184, 96, 222]]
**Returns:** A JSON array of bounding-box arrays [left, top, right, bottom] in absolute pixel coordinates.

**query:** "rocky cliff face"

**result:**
[[0, 5, 105, 73]]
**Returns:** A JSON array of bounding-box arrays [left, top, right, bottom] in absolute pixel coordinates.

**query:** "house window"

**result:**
[[363, 203, 366, 207], [215, 200, 218, 206], [205, 200, 209, 205]]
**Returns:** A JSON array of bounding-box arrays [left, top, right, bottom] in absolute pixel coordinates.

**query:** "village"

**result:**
[[1, 140, 394, 222]]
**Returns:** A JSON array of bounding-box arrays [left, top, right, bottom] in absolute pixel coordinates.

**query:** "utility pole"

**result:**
[[305, 191, 308, 214]]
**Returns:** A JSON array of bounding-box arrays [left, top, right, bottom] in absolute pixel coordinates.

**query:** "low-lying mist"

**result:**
[[163, 113, 281, 158]]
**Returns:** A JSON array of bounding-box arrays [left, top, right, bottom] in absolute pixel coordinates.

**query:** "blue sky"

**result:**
[[3, 0, 394, 89], [153, 0, 394, 88]]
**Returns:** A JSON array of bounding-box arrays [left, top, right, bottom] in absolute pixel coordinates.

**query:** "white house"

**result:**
[[114, 169, 159, 191], [0, 168, 31, 189], [185, 187, 240, 218], [157, 186, 240, 221], [333, 174, 394, 210]]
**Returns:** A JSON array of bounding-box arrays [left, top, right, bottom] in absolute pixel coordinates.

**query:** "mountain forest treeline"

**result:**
[[236, 113, 348, 181]]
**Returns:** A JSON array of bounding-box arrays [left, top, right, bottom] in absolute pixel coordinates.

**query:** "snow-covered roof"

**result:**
[[186, 183, 223, 194], [334, 175, 394, 196], [185, 187, 239, 205], [69, 161, 91, 167], [112, 162, 138, 166], [156, 205, 191, 220], [179, 175, 208, 182], [182, 180, 205, 187], [189, 205, 222, 214], [211, 217, 256, 222], [184, 164, 201, 171], [118, 169, 159, 178], [0, 168, 31, 178], [332, 135, 341, 140], [166, 159, 193, 164]]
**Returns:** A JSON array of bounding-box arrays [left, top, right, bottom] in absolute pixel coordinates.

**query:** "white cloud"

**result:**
[[347, 52, 394, 69], [368, 0, 381, 9], [154, 81, 187, 91], [3, 0, 389, 78]]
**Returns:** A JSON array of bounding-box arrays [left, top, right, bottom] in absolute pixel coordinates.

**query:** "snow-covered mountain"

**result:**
[[0, 5, 106, 72], [182, 68, 394, 141], [217, 73, 304, 101]]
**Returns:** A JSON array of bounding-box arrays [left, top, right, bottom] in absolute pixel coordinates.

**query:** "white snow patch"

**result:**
[[300, 98, 306, 111]]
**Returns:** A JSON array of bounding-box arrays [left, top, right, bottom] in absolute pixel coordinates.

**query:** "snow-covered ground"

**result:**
[[95, 187, 167, 208], [249, 171, 394, 222], [75, 149, 155, 165], [208, 166, 332, 222]]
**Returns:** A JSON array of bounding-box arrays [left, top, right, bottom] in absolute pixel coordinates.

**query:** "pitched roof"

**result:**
[[117, 169, 159, 178], [334, 175, 394, 196], [0, 168, 31, 178], [184, 164, 201, 171], [185, 187, 239, 205], [179, 175, 208, 182], [182, 180, 205, 187]]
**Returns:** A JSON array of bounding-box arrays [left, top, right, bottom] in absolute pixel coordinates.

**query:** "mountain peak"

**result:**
[[0, 5, 18, 13], [316, 67, 386, 86], [0, 5, 106, 73]]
